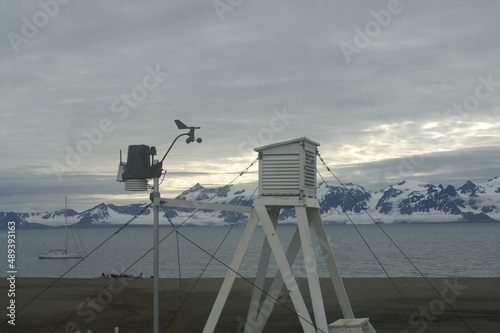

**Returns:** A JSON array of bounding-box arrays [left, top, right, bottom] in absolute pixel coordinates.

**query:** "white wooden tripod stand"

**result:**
[[202, 196, 376, 333]]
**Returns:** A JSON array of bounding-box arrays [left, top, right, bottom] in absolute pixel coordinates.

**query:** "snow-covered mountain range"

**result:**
[[2, 177, 499, 229]]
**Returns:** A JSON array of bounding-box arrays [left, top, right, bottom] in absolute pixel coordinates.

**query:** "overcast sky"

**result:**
[[1, 0, 499, 212]]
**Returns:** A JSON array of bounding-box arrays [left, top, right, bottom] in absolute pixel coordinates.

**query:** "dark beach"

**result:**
[[1, 277, 499, 332]]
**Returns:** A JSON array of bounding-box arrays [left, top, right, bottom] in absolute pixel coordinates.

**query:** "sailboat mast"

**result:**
[[64, 196, 69, 251]]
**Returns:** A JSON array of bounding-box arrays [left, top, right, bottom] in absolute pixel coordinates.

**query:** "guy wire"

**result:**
[[317, 150, 474, 333]]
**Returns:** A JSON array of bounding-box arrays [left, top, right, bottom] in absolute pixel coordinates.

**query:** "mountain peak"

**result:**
[[192, 183, 204, 190], [460, 180, 476, 189], [2, 178, 500, 229], [458, 180, 486, 197]]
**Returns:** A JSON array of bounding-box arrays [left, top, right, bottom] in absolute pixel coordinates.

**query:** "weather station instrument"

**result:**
[[117, 125, 377, 333], [116, 119, 202, 333]]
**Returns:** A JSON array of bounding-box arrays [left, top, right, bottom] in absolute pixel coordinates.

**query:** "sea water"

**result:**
[[0, 223, 499, 278]]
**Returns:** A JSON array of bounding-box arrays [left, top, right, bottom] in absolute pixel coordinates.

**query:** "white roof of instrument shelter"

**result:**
[[254, 137, 320, 152]]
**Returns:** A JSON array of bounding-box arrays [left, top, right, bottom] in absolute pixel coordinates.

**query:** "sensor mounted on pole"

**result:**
[[117, 144, 162, 191]]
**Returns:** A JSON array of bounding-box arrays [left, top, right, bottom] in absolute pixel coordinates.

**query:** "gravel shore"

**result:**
[[1, 277, 499, 332]]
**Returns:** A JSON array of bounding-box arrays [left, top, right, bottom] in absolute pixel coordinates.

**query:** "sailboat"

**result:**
[[38, 197, 86, 259]]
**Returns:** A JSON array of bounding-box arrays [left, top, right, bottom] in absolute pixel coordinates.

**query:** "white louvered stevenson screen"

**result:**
[[261, 154, 300, 195], [304, 148, 316, 192], [255, 137, 319, 198]]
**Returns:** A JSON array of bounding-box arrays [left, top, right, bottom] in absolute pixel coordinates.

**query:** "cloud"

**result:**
[[322, 146, 500, 191], [1, 0, 500, 212]]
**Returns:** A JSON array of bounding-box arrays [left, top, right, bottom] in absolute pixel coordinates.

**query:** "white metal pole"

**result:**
[[153, 174, 160, 333]]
